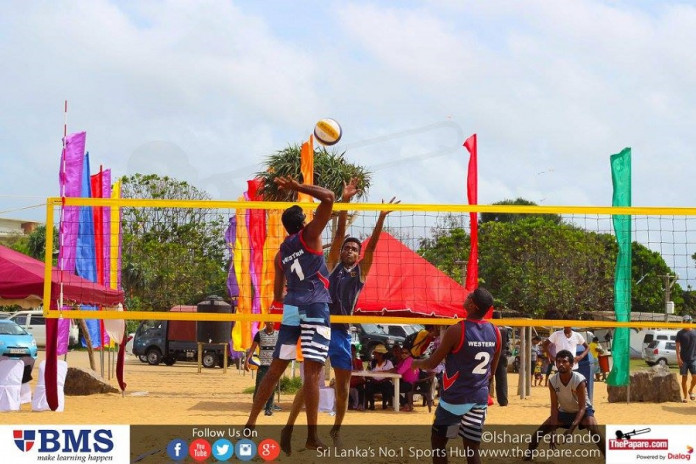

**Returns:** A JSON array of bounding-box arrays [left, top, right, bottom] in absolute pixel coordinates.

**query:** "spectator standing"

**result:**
[[531, 336, 541, 386], [676, 315, 696, 403], [588, 337, 605, 382], [244, 322, 279, 416], [491, 311, 509, 406], [542, 327, 589, 371]]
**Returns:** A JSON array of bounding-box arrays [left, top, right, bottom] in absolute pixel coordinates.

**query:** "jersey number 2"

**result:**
[[290, 258, 305, 281], [473, 352, 491, 374]]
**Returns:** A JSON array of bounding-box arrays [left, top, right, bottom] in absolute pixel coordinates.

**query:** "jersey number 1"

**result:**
[[290, 258, 305, 281]]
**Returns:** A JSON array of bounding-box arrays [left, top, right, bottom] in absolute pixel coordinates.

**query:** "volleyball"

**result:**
[[248, 355, 261, 370], [313, 118, 342, 146]]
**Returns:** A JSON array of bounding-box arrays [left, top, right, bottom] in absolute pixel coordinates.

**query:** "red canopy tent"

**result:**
[[354, 233, 470, 318], [0, 245, 123, 308]]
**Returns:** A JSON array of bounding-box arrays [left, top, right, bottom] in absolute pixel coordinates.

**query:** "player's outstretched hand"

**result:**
[[342, 177, 360, 202], [274, 176, 300, 191], [379, 197, 400, 218]]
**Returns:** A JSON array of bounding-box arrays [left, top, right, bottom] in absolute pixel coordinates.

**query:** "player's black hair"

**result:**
[[281, 205, 305, 234], [556, 349, 575, 364], [470, 287, 494, 313], [342, 236, 362, 251]]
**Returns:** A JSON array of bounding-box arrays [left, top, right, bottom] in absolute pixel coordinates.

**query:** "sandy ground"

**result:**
[[6, 349, 695, 427]]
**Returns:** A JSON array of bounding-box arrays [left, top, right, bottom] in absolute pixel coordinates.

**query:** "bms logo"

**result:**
[[12, 429, 114, 453], [13, 430, 36, 452]]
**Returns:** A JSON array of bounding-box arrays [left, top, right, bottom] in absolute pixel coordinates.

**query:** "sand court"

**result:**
[[5, 349, 694, 427]]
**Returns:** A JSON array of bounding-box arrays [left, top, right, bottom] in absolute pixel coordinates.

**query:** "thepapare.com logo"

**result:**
[[10, 427, 116, 462]]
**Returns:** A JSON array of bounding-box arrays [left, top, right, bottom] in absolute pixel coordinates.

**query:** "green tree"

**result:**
[[480, 198, 562, 225], [9, 225, 58, 264], [418, 214, 470, 283], [631, 243, 683, 312], [120, 174, 227, 311], [256, 144, 371, 201], [476, 217, 615, 317], [418, 203, 682, 319]]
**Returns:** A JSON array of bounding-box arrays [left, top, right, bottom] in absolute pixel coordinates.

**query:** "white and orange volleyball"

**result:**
[[313, 118, 342, 146]]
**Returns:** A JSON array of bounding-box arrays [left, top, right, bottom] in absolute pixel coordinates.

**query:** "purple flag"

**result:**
[[56, 132, 86, 356], [58, 132, 86, 273], [225, 216, 239, 298]]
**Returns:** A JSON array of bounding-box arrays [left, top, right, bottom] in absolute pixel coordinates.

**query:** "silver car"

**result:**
[[643, 340, 677, 367]]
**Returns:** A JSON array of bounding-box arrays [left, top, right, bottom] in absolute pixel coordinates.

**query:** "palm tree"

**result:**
[[256, 144, 371, 201]]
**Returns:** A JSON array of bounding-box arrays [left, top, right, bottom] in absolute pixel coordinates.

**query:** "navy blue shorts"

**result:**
[[680, 360, 696, 376], [273, 302, 331, 364], [328, 329, 352, 371], [557, 407, 595, 430]]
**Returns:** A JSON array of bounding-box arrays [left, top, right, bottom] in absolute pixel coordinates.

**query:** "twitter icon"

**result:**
[[212, 438, 234, 462]]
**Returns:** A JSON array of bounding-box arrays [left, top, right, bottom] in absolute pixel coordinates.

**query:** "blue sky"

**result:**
[[1, 1, 695, 283]]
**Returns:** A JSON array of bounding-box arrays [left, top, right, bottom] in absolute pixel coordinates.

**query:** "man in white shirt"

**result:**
[[542, 327, 589, 371]]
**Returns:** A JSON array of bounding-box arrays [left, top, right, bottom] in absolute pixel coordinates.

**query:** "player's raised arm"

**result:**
[[328, 178, 360, 269], [359, 197, 399, 281], [274, 176, 335, 251]]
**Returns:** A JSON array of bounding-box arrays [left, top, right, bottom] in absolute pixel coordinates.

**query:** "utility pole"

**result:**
[[660, 274, 678, 322]]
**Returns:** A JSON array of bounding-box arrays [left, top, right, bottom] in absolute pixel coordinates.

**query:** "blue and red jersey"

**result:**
[[441, 319, 501, 405], [279, 230, 331, 306]]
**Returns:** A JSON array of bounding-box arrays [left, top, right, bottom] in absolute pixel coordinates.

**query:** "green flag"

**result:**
[[608, 147, 631, 386]]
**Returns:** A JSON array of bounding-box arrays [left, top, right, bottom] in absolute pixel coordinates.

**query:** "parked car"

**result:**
[[352, 323, 423, 360], [7, 310, 80, 347], [382, 324, 425, 339], [643, 340, 677, 367], [0, 319, 38, 359]]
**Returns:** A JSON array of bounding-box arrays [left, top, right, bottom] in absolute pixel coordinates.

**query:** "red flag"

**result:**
[[463, 134, 479, 292]]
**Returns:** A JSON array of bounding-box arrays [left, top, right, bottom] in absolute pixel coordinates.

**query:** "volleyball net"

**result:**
[[42, 197, 696, 336]]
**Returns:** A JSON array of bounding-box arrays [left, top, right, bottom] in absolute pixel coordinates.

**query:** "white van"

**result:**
[[7, 310, 80, 347], [637, 329, 678, 352]]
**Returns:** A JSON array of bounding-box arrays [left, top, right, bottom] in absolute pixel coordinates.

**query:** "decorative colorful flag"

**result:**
[[231, 199, 252, 352], [101, 169, 112, 287], [58, 132, 86, 273], [463, 134, 479, 292], [109, 179, 121, 290], [51, 131, 87, 410], [608, 147, 632, 387], [298, 136, 315, 220], [225, 217, 239, 299], [76, 153, 102, 349]]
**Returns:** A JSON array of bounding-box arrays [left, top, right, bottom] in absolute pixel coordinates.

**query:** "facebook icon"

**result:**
[[167, 438, 187, 461]]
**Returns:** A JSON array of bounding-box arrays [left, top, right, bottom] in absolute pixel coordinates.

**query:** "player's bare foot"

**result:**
[[280, 426, 293, 456], [330, 428, 343, 449], [305, 437, 327, 451]]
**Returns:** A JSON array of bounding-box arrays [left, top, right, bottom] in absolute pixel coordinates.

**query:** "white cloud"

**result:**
[[1, 0, 695, 285]]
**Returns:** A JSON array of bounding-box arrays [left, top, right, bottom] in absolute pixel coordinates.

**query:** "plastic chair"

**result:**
[[32, 360, 68, 412], [20, 383, 32, 404], [408, 373, 436, 413], [0, 359, 24, 411]]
